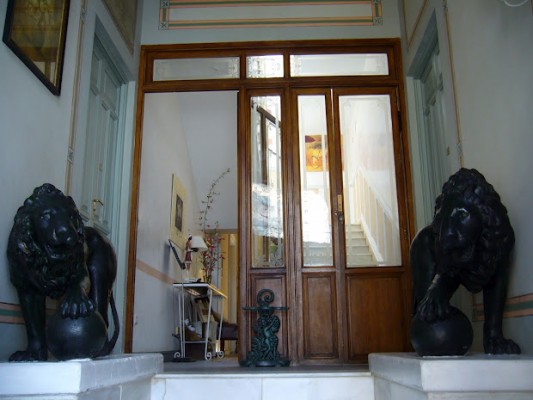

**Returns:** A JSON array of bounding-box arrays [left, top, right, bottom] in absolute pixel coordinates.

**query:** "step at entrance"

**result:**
[[152, 365, 374, 400]]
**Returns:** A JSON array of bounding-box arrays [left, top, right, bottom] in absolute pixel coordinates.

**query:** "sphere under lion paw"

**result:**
[[46, 310, 107, 361], [411, 306, 473, 357]]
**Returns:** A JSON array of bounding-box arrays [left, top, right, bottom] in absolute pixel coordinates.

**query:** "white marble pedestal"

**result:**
[[0, 353, 163, 399], [369, 353, 533, 400]]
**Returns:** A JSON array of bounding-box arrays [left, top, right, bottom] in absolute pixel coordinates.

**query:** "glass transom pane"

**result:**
[[153, 57, 240, 81], [290, 53, 388, 77], [247, 55, 284, 78]]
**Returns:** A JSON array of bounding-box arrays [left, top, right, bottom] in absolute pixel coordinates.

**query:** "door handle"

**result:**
[[334, 210, 344, 223], [92, 198, 104, 214], [335, 194, 344, 223]]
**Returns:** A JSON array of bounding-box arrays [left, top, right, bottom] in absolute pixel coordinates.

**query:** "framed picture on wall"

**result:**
[[170, 174, 187, 249], [2, 0, 70, 95]]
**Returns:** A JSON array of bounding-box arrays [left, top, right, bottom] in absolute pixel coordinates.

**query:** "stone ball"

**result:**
[[411, 306, 473, 357], [46, 310, 107, 360]]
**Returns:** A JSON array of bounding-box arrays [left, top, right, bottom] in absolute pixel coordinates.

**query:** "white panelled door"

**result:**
[[80, 37, 126, 241]]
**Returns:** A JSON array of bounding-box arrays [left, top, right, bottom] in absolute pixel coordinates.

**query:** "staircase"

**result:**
[[303, 223, 376, 266], [345, 223, 376, 266]]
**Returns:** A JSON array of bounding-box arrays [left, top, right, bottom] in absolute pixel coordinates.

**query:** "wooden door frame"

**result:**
[[124, 39, 415, 358]]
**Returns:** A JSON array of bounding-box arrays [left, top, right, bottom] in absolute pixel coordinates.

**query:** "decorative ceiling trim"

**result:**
[[159, 0, 382, 30]]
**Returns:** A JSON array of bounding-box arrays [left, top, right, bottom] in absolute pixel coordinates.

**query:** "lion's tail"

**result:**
[[99, 291, 120, 357]]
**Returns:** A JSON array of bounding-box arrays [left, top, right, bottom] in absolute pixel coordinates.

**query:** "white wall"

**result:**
[[401, 0, 533, 353], [0, 0, 140, 360], [133, 93, 195, 352], [447, 0, 533, 353], [180, 92, 238, 231], [0, 1, 72, 358]]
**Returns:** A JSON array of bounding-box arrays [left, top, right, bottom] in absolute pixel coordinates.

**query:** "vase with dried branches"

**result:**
[[198, 168, 230, 283]]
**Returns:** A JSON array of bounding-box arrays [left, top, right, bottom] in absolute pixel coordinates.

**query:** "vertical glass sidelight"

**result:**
[[297, 96, 333, 267], [251, 96, 284, 268], [338, 95, 401, 267]]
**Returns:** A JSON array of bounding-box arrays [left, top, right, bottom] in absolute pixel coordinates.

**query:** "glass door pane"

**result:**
[[297, 95, 333, 267], [251, 96, 284, 268], [338, 94, 401, 267]]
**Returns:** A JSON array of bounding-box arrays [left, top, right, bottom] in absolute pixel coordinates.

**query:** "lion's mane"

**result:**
[[7, 184, 85, 299], [431, 168, 514, 292]]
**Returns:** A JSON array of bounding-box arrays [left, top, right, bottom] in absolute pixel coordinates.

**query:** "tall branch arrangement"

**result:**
[[198, 168, 230, 281]]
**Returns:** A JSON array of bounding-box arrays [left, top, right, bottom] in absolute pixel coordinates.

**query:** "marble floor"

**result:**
[[155, 356, 375, 400], [162, 355, 370, 375]]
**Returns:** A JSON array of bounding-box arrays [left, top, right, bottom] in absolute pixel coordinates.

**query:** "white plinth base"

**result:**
[[0, 353, 163, 399], [369, 353, 533, 400]]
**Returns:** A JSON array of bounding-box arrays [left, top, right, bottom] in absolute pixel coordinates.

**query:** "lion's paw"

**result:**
[[60, 288, 95, 319], [9, 349, 47, 362], [484, 335, 521, 355], [416, 292, 452, 322]]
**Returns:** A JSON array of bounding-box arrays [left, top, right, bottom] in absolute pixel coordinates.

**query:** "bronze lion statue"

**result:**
[[410, 168, 520, 355], [7, 183, 118, 361]]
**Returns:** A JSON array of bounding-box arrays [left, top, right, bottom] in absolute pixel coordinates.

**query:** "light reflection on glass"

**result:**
[[251, 96, 284, 268]]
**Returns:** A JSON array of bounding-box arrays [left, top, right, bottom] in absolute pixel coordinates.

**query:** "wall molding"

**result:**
[[473, 293, 533, 321], [136, 259, 175, 285], [0, 302, 56, 325], [1, 257, 174, 327], [4, 291, 532, 326], [0, 303, 23, 325]]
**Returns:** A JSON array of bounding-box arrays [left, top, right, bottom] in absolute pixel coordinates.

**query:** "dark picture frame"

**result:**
[[2, 0, 70, 95], [170, 174, 187, 249]]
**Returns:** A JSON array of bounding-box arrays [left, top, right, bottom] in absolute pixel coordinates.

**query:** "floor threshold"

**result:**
[[161, 357, 370, 376]]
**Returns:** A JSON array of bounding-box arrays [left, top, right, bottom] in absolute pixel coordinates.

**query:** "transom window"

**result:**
[[149, 48, 392, 82]]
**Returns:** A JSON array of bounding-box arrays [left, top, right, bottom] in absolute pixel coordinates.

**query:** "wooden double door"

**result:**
[[239, 86, 413, 364]]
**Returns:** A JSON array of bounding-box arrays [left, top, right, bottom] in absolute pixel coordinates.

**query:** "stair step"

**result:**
[[302, 224, 376, 265], [347, 254, 375, 264], [345, 237, 367, 246], [154, 364, 374, 400], [346, 230, 365, 238]]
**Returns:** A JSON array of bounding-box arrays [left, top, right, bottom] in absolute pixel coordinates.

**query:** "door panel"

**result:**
[[80, 38, 122, 238], [302, 273, 338, 359], [346, 274, 406, 360], [294, 88, 409, 363]]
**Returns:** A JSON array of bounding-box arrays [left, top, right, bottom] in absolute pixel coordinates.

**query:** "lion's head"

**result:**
[[431, 168, 514, 292], [7, 183, 85, 298]]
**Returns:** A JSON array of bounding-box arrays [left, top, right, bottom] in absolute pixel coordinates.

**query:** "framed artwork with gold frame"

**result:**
[[2, 0, 70, 95], [170, 174, 187, 249]]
